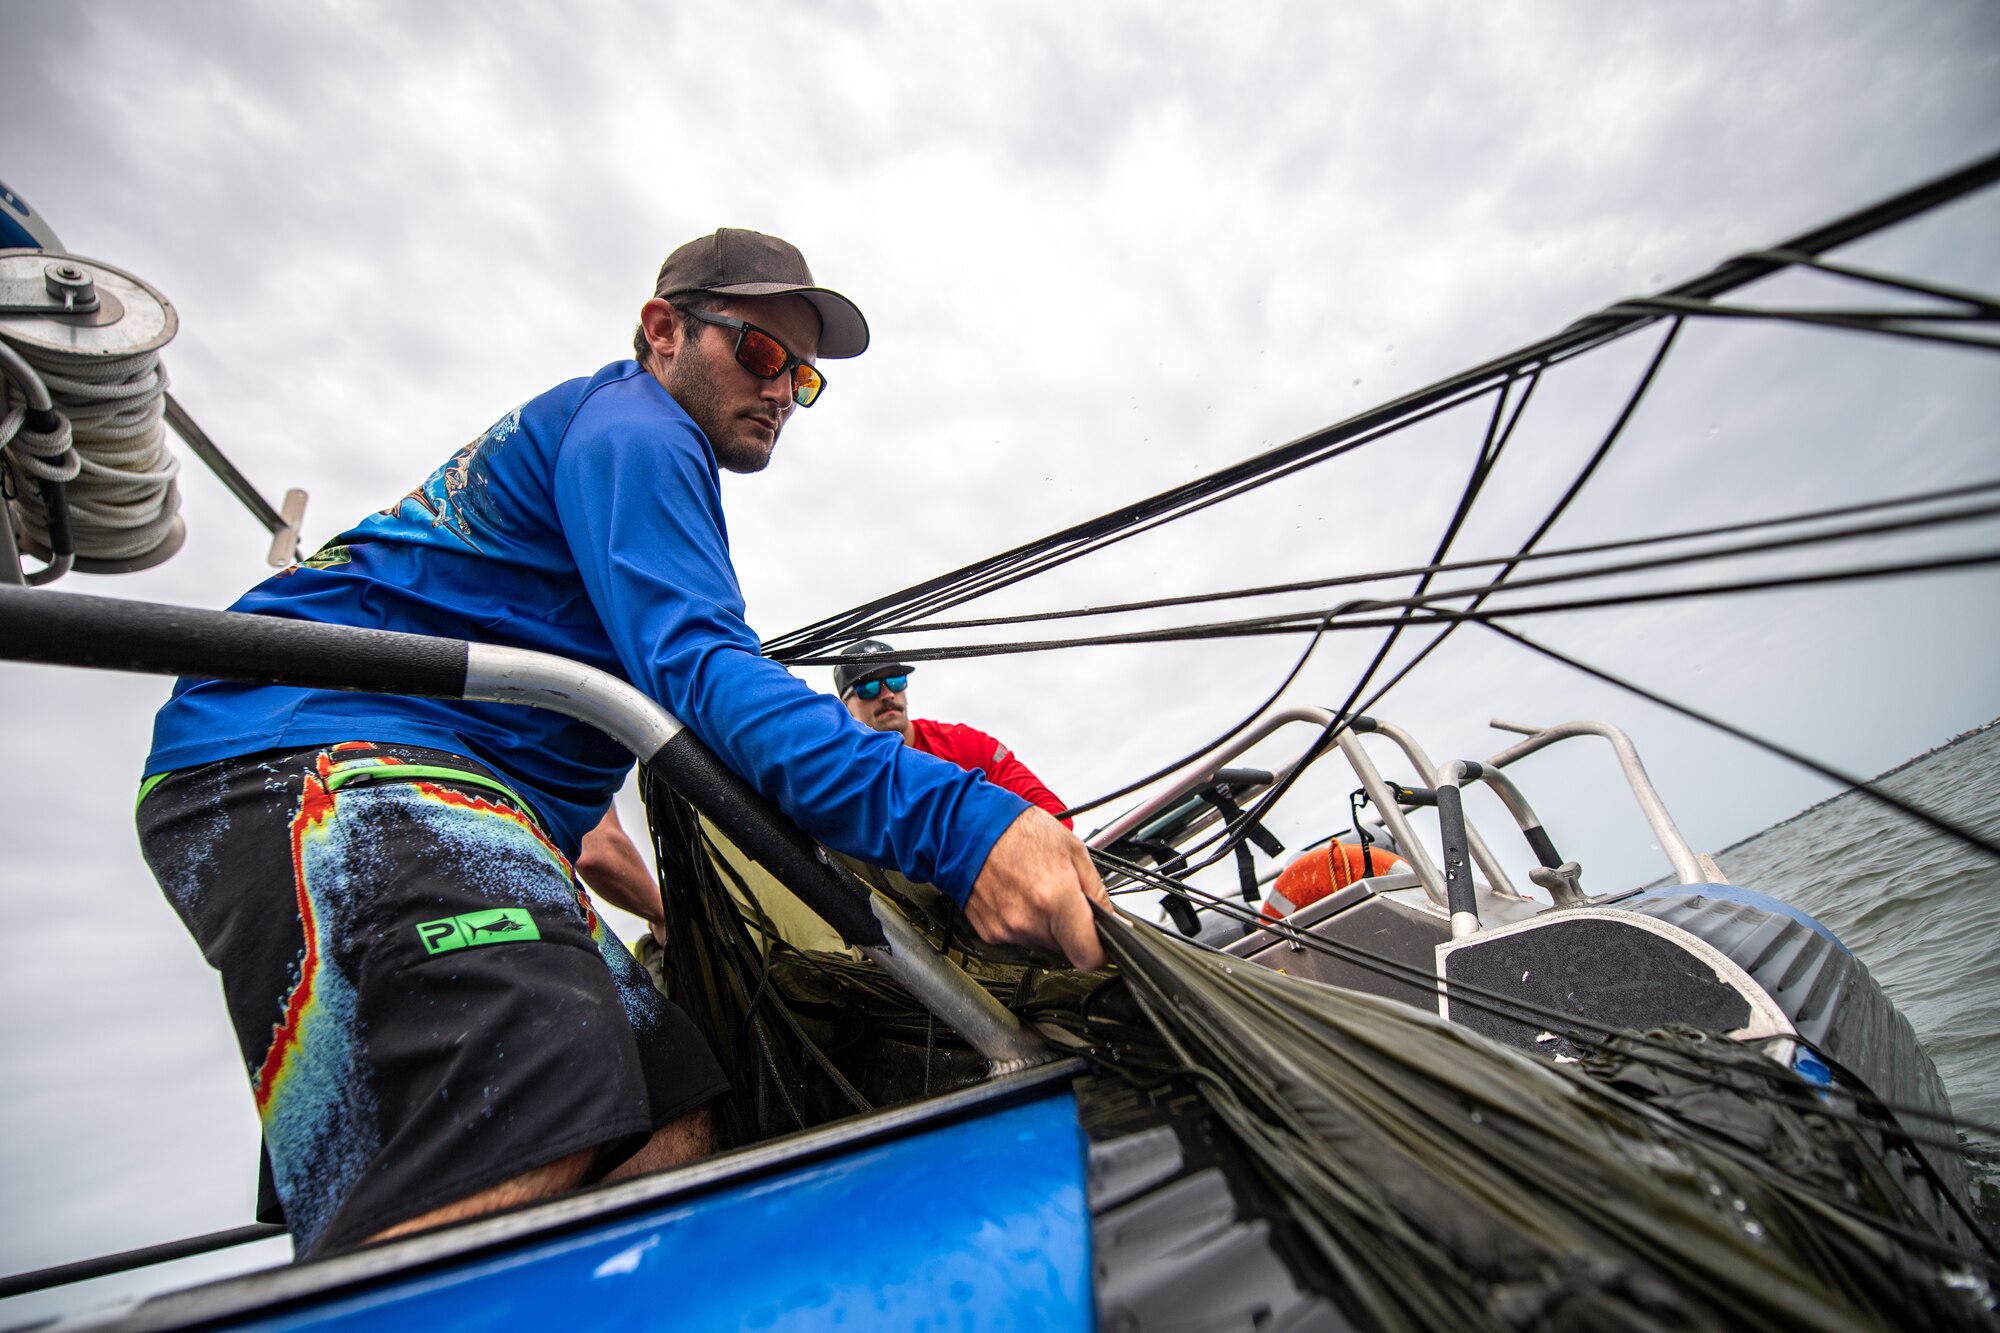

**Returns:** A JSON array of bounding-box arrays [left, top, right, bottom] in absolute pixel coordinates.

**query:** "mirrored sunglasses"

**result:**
[[681, 308, 827, 407], [846, 675, 908, 701]]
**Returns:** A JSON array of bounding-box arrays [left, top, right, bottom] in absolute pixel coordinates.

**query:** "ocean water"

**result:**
[[1711, 720, 2000, 1232]]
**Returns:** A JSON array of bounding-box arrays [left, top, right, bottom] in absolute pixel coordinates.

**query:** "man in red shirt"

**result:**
[[834, 641, 1072, 828]]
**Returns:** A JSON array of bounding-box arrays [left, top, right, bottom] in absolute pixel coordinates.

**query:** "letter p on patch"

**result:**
[[417, 917, 468, 955]]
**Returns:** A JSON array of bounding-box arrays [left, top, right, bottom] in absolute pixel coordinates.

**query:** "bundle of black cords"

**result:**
[[633, 778, 2000, 1329], [654, 155, 2000, 1327], [764, 149, 2000, 869]]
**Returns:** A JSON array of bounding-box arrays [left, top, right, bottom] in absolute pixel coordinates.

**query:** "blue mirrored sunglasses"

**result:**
[[846, 675, 908, 701]]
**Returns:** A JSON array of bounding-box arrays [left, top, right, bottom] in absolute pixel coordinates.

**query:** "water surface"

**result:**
[[1714, 721, 2000, 1232]]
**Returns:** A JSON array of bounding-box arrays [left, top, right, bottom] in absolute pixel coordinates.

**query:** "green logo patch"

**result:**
[[417, 908, 540, 955]]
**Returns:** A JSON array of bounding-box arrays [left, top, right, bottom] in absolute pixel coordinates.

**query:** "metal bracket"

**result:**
[[0, 260, 124, 325], [268, 488, 309, 567], [162, 393, 307, 564]]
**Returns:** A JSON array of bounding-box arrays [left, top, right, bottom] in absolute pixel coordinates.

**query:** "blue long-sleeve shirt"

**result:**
[[145, 361, 1027, 901]]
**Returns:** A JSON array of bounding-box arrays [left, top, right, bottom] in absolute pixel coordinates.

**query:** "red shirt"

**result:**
[[908, 718, 1072, 828]]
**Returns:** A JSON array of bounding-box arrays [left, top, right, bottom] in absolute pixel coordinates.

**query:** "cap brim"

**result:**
[[840, 662, 916, 694], [705, 282, 870, 359]]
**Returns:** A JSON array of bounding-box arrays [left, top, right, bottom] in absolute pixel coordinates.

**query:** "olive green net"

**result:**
[[639, 775, 1994, 1331]]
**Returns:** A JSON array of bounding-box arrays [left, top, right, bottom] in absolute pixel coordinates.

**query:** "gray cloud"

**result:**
[[2, 1, 1996, 1317]]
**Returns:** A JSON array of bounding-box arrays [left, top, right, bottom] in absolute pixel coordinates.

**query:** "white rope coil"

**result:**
[[0, 339, 182, 566]]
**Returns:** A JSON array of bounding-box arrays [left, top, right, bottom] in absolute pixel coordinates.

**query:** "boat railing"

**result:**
[[1430, 758, 1591, 937], [1484, 718, 1716, 886], [0, 586, 1052, 1075], [1086, 708, 1720, 917], [1086, 707, 1461, 908], [1351, 717, 1526, 901]]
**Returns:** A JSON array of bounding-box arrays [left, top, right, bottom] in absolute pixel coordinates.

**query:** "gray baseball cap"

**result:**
[[832, 639, 915, 695], [653, 228, 870, 359]]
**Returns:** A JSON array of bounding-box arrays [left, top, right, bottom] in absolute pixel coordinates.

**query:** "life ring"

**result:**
[[1262, 840, 1406, 919]]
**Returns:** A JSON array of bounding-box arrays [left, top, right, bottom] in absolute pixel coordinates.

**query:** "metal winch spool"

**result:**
[[0, 250, 179, 355], [0, 247, 187, 579]]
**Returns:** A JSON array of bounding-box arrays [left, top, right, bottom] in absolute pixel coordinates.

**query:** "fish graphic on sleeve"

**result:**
[[382, 407, 521, 549]]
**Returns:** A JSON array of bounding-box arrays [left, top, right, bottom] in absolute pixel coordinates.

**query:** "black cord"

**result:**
[[877, 483, 2000, 640], [1602, 295, 2000, 353], [1159, 324, 1680, 877], [772, 158, 2000, 664], [1479, 622, 2000, 864], [785, 546, 2000, 664], [1057, 609, 1335, 824], [1098, 851, 2000, 1155]]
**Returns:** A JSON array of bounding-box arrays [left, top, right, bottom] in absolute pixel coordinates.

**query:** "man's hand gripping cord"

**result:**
[[963, 806, 1111, 971]]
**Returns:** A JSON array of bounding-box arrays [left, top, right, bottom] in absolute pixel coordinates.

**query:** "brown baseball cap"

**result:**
[[653, 228, 870, 359]]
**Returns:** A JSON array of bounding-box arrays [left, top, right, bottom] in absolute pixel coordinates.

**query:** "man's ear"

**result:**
[[638, 298, 684, 369]]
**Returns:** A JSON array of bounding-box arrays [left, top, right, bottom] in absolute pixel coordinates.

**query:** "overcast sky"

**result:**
[[2, 1, 1997, 1322]]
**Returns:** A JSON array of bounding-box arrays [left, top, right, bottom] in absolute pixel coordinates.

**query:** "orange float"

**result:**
[[1262, 840, 1406, 919]]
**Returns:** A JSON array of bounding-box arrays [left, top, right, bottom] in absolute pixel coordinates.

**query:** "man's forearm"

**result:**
[[575, 804, 664, 926]]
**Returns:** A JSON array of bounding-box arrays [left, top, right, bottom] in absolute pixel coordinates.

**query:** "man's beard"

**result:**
[[662, 355, 776, 474]]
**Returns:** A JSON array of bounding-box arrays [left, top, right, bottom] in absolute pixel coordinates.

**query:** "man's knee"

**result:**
[[360, 1106, 711, 1249], [364, 1143, 599, 1247], [605, 1104, 714, 1183]]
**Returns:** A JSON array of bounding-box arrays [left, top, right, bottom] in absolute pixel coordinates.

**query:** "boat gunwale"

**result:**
[[85, 1058, 1088, 1333]]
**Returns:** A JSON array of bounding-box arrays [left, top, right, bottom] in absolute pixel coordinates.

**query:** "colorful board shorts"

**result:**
[[136, 742, 728, 1260]]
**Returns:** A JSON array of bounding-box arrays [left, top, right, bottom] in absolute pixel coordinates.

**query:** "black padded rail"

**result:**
[[1524, 825, 1562, 869], [0, 586, 470, 699], [1435, 782, 1477, 922], [0, 586, 889, 949], [645, 730, 888, 948]]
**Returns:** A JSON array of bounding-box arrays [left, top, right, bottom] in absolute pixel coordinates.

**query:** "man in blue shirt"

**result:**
[[136, 228, 1108, 1258]]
